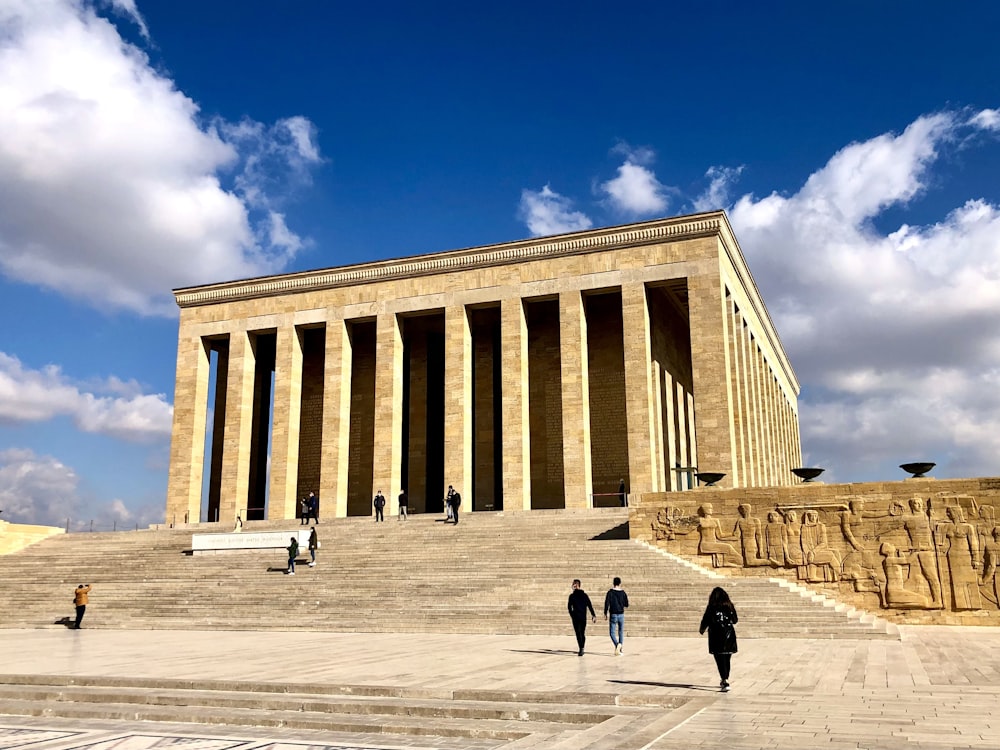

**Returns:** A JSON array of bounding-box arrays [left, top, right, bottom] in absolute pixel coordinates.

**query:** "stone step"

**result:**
[[0, 675, 680, 741], [0, 508, 895, 639]]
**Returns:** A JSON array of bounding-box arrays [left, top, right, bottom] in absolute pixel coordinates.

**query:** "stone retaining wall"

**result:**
[[631, 477, 1000, 625]]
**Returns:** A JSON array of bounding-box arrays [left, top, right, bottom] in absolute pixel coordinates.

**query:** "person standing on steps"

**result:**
[[308, 491, 320, 524], [567, 579, 596, 656], [449, 488, 462, 524], [398, 489, 408, 520], [445, 485, 455, 522], [618, 478, 627, 507], [308, 527, 318, 567], [699, 586, 739, 692], [373, 490, 386, 522], [286, 535, 299, 575], [603, 577, 629, 655], [299, 497, 309, 525], [72, 583, 92, 629]]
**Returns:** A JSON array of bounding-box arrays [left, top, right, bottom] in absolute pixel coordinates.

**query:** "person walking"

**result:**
[[308, 527, 319, 567], [286, 535, 299, 575], [373, 490, 386, 522], [398, 489, 408, 520], [308, 491, 320, 524], [567, 579, 596, 656], [449, 488, 462, 524], [72, 583, 92, 629], [603, 577, 629, 654], [699, 586, 739, 692]]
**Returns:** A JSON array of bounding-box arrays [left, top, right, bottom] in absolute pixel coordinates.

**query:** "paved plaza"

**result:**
[[1, 626, 998, 749]]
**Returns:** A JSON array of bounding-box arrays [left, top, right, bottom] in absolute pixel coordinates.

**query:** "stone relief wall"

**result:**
[[632, 478, 1000, 624]]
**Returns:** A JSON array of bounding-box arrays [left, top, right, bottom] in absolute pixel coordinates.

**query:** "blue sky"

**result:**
[[2, 0, 1000, 528]]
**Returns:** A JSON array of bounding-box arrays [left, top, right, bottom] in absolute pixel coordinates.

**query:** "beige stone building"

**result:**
[[166, 211, 801, 524]]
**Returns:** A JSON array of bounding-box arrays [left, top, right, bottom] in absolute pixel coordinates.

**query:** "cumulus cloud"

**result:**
[[600, 144, 671, 216], [693, 166, 744, 213], [728, 109, 1000, 480], [0, 448, 79, 526], [0, 447, 162, 527], [0, 352, 172, 442], [519, 185, 593, 237], [0, 0, 322, 315]]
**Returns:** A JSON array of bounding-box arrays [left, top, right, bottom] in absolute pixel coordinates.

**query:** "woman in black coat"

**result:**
[[699, 586, 738, 692]]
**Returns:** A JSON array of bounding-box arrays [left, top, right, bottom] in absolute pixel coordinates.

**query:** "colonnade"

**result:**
[[165, 214, 803, 525]]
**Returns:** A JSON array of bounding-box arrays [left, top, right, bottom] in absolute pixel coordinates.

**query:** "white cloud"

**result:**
[[519, 185, 593, 237], [0, 447, 162, 527], [600, 157, 670, 216], [0, 352, 172, 442], [0, 0, 322, 315], [729, 108, 1000, 480], [0, 448, 79, 526], [970, 108, 1000, 131], [693, 165, 744, 213], [106, 0, 148, 38]]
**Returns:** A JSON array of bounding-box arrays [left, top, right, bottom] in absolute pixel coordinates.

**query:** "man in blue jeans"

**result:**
[[603, 576, 629, 655]]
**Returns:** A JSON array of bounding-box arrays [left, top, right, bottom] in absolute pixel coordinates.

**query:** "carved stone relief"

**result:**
[[650, 492, 1000, 613]]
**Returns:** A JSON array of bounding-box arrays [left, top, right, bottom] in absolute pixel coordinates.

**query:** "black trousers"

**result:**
[[375, 508, 384, 521], [572, 617, 588, 650], [74, 604, 86, 629], [713, 653, 732, 681]]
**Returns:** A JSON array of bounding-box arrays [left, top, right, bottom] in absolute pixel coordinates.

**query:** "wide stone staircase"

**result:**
[[0, 507, 894, 639], [0, 508, 898, 744]]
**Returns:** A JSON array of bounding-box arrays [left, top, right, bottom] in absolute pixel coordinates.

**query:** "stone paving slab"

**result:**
[[0, 626, 999, 749]]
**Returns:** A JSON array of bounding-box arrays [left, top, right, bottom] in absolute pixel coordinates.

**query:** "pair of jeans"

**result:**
[[74, 604, 86, 629], [288, 556, 296, 573], [609, 613, 624, 647], [375, 508, 384, 522]]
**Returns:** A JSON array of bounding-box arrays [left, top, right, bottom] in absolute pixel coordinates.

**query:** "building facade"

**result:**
[[166, 211, 801, 524]]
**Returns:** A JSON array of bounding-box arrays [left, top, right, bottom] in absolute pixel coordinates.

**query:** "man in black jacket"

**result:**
[[567, 579, 596, 656], [603, 576, 629, 655]]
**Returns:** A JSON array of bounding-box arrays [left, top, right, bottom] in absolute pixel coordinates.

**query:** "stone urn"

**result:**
[[695, 472, 726, 487], [900, 462, 935, 479], [791, 467, 825, 483]]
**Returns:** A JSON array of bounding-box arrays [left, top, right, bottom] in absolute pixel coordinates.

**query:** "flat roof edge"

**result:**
[[173, 211, 728, 308]]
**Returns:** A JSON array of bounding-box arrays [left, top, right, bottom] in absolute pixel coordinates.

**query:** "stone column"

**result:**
[[651, 361, 666, 493], [747, 336, 765, 486], [663, 369, 677, 491], [676, 381, 690, 488], [268, 324, 303, 520], [166, 331, 210, 526], [737, 319, 758, 487], [621, 283, 661, 494], [501, 297, 531, 510], [219, 329, 256, 524], [727, 299, 747, 487], [320, 318, 352, 519], [444, 305, 472, 503], [687, 266, 737, 484], [374, 312, 404, 516], [559, 291, 592, 508]]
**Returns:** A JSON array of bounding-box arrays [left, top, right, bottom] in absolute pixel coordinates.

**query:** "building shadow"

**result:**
[[590, 522, 629, 540]]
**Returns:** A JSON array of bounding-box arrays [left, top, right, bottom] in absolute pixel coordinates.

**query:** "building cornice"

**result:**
[[173, 212, 727, 308]]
